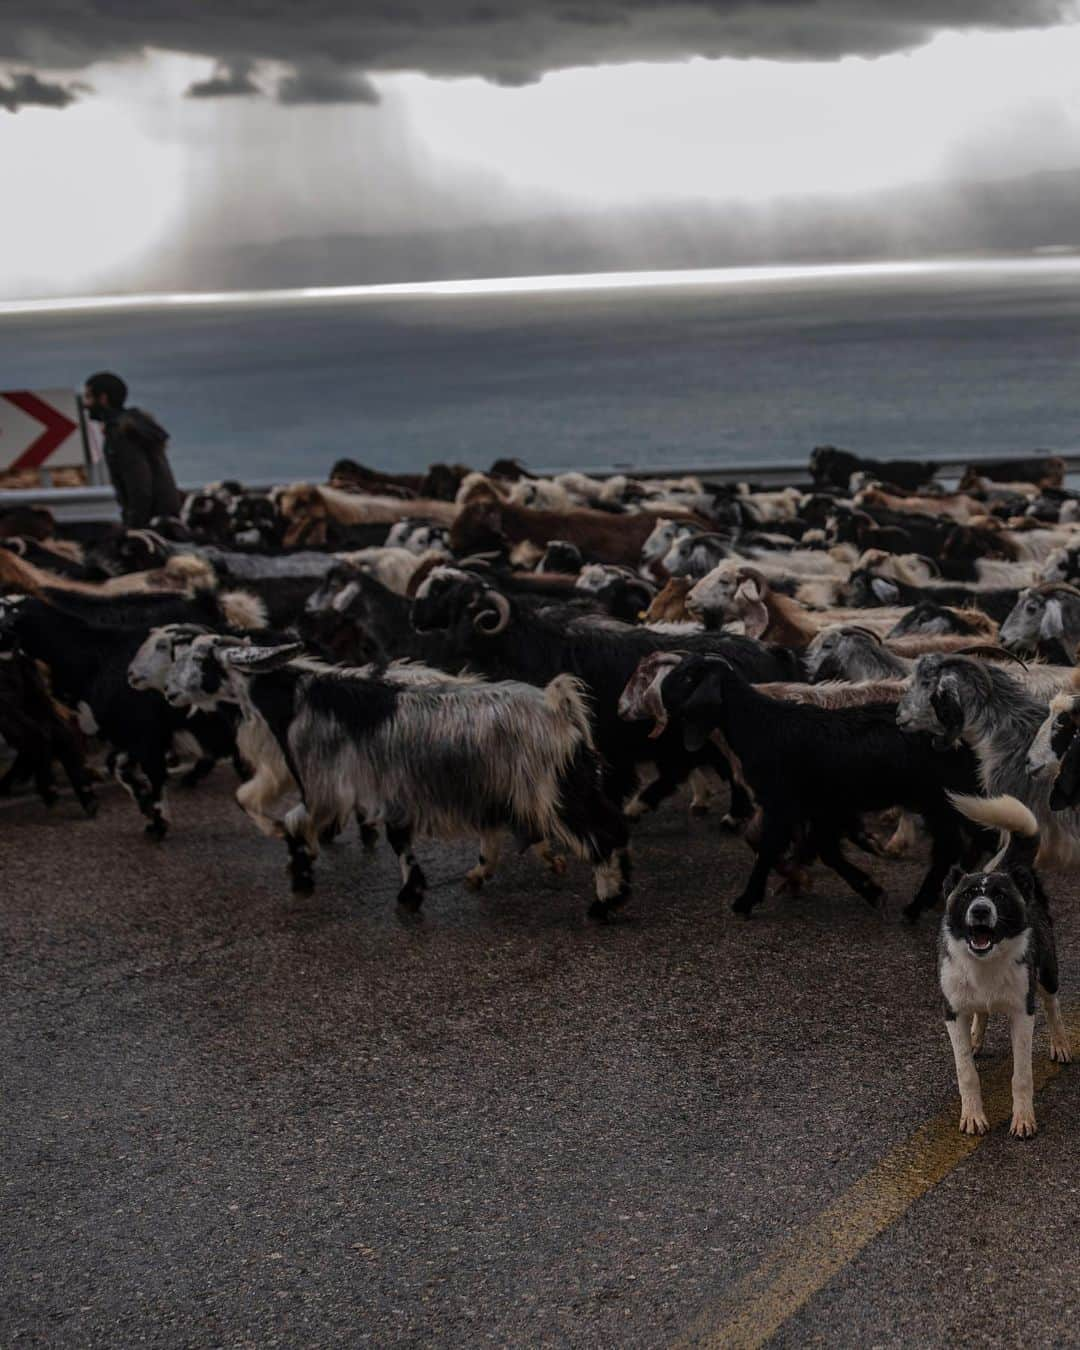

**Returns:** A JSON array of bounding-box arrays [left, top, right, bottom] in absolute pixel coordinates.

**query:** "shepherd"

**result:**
[[82, 371, 182, 528]]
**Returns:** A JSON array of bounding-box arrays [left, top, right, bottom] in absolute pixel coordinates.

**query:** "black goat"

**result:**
[[653, 653, 979, 920], [0, 597, 237, 837], [0, 620, 98, 816], [410, 566, 799, 816], [810, 446, 937, 493], [844, 568, 1020, 624]]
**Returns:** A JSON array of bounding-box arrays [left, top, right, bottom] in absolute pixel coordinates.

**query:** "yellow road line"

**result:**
[[672, 1013, 1078, 1350]]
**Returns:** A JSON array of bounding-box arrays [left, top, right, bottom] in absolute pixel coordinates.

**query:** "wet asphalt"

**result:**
[[3, 773, 1079, 1348]]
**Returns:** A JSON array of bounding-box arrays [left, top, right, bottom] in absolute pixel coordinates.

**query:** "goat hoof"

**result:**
[[859, 882, 885, 907], [464, 870, 486, 892], [731, 895, 755, 917], [291, 876, 315, 898], [901, 902, 922, 924], [587, 899, 612, 922], [80, 793, 99, 819], [41, 791, 59, 808], [548, 854, 568, 876], [397, 888, 424, 912], [144, 819, 168, 840], [359, 824, 379, 851], [718, 813, 743, 833]]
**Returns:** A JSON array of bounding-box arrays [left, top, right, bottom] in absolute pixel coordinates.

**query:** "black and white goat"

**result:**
[[999, 584, 1080, 665], [897, 653, 1080, 869], [165, 636, 632, 919]]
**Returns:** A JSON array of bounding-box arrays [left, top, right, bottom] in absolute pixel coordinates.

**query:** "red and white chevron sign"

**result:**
[[0, 389, 84, 472]]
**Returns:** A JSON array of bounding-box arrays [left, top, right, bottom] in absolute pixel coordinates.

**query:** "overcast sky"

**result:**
[[2, 1, 1079, 298]]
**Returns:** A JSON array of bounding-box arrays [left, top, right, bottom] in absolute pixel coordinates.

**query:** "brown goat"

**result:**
[[277, 483, 458, 549], [756, 679, 910, 707], [450, 490, 706, 568], [642, 577, 695, 623]]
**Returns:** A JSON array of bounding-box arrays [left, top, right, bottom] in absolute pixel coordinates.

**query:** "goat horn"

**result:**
[[955, 644, 1029, 670], [843, 625, 884, 644], [1031, 582, 1080, 599], [459, 551, 503, 565], [473, 590, 511, 635], [3, 537, 27, 556]]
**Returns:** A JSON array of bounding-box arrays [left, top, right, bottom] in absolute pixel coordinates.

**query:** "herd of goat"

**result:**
[[5, 443, 1080, 930]]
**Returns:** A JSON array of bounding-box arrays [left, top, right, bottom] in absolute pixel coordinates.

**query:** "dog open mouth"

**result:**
[[966, 926, 996, 955]]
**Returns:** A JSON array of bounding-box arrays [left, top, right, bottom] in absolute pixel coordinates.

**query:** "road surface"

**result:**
[[3, 775, 1079, 1347]]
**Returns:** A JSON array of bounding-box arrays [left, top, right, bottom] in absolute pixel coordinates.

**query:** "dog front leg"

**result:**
[[1040, 987, 1072, 1064], [946, 1015, 988, 1135], [1008, 1012, 1037, 1138]]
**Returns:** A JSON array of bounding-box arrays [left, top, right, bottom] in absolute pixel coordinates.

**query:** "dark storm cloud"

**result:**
[[186, 58, 262, 98], [276, 65, 380, 105], [0, 69, 85, 112], [3, 1, 1075, 104]]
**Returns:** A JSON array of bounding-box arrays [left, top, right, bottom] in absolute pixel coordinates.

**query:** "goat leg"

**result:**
[[0, 749, 33, 796], [733, 811, 795, 916], [53, 730, 98, 818], [902, 804, 962, 923], [386, 824, 426, 912], [180, 755, 217, 790], [815, 832, 884, 907], [466, 832, 503, 890]]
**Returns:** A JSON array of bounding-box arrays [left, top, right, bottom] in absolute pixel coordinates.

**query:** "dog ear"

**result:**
[[930, 672, 965, 746], [941, 863, 965, 901]]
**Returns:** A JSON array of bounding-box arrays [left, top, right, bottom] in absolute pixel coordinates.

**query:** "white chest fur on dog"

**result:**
[[940, 932, 1030, 1015]]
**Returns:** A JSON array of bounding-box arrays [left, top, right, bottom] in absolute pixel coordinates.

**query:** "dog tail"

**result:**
[[948, 792, 1039, 874]]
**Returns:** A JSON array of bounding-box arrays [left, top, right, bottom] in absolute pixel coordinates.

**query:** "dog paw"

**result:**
[[959, 1107, 989, 1135], [1049, 1036, 1072, 1064], [1009, 1109, 1037, 1139]]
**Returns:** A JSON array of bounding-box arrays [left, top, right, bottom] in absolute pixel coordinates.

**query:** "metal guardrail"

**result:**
[[2, 454, 1078, 525]]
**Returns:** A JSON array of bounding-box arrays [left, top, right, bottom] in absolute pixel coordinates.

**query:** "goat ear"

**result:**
[[871, 577, 900, 604], [331, 581, 361, 613], [1051, 736, 1080, 810], [676, 678, 719, 751], [739, 599, 770, 640], [734, 574, 763, 604], [223, 642, 304, 672], [930, 673, 964, 745], [1040, 598, 1065, 641]]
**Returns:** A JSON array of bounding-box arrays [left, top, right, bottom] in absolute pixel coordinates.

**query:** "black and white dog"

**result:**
[[940, 794, 1071, 1138]]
